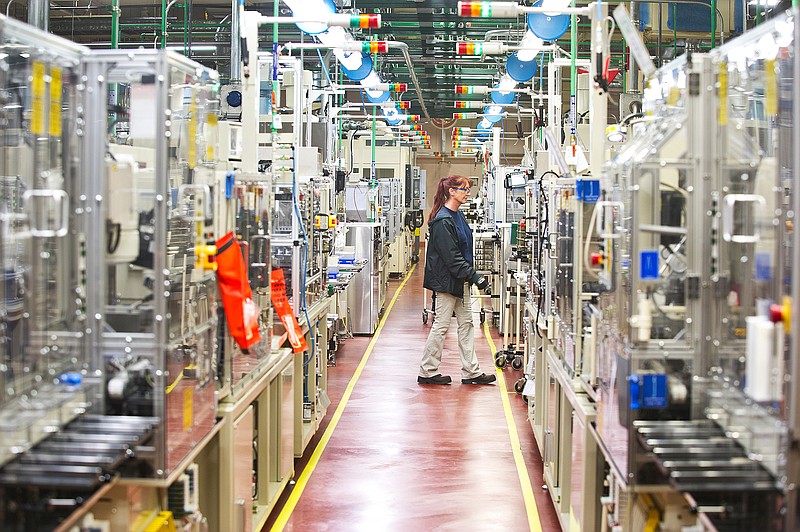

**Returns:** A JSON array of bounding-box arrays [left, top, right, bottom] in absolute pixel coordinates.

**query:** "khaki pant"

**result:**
[[419, 285, 481, 379]]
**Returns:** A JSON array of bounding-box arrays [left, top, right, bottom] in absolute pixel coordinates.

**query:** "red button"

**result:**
[[769, 304, 784, 324]]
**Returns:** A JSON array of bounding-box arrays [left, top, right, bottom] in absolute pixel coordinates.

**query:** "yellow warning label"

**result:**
[[782, 295, 791, 335], [206, 113, 217, 161], [667, 86, 681, 107], [49, 67, 63, 137], [718, 62, 728, 127], [765, 59, 777, 117], [31, 61, 46, 135], [183, 387, 193, 432]]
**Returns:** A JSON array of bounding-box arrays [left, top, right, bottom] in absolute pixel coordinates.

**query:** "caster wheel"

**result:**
[[522, 394, 529, 404], [511, 357, 524, 371], [479, 310, 485, 324], [514, 378, 526, 394], [494, 353, 507, 369], [411, 255, 419, 264], [422, 311, 428, 325]]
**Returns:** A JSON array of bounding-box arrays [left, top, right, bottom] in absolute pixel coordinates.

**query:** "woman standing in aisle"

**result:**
[[417, 175, 496, 385]]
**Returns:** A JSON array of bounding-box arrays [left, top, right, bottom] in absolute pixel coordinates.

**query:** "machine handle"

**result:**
[[543, 429, 553, 465], [722, 194, 766, 243], [595, 200, 625, 239], [22, 189, 69, 237]]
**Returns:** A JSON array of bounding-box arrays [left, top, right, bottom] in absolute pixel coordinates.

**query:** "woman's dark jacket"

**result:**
[[423, 208, 480, 297]]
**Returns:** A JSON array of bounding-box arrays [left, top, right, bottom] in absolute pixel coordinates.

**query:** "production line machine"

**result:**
[[518, 10, 800, 531], [593, 19, 795, 528], [0, 18, 230, 528], [0, 12, 361, 530]]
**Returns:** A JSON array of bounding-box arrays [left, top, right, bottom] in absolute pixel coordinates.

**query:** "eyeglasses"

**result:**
[[453, 187, 471, 192]]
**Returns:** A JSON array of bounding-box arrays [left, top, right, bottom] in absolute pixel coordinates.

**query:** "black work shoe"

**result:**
[[417, 374, 452, 385], [462, 373, 497, 385]]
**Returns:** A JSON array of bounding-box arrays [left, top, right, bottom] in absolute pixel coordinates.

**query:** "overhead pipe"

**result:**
[[230, 0, 241, 80], [630, 1, 639, 91], [284, 41, 431, 120], [111, 0, 120, 48], [710, 0, 717, 46], [183, 0, 190, 55], [162, 0, 180, 48], [28, 0, 47, 30], [483, 28, 528, 40]]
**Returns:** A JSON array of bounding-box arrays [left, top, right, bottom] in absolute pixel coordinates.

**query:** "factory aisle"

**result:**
[[265, 264, 561, 531]]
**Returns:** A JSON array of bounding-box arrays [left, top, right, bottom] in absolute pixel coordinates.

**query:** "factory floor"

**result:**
[[264, 262, 561, 531]]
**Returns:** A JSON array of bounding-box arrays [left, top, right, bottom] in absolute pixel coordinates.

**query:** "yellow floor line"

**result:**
[[273, 264, 416, 531], [483, 322, 542, 532]]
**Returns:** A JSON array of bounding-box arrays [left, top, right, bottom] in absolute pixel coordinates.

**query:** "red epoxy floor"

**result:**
[[264, 264, 561, 531]]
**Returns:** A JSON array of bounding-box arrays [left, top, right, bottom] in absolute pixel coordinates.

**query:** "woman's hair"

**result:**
[[428, 175, 472, 223]]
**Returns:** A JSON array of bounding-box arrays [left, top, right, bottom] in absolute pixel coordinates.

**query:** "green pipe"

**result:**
[[273, 0, 279, 44], [711, 0, 716, 47], [111, 0, 120, 48], [673, 3, 677, 56], [371, 50, 377, 181], [161, 0, 167, 48], [756, 0, 761, 24]]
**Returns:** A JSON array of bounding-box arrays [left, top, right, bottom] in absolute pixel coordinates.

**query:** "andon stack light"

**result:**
[[327, 13, 382, 28], [455, 41, 505, 55], [396, 101, 411, 110], [455, 85, 491, 95], [454, 101, 483, 109], [361, 41, 388, 53], [453, 112, 478, 120], [456, 42, 483, 55], [350, 14, 381, 28], [407, 114, 421, 122], [368, 83, 408, 92], [453, 141, 481, 149], [457, 2, 520, 18]]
